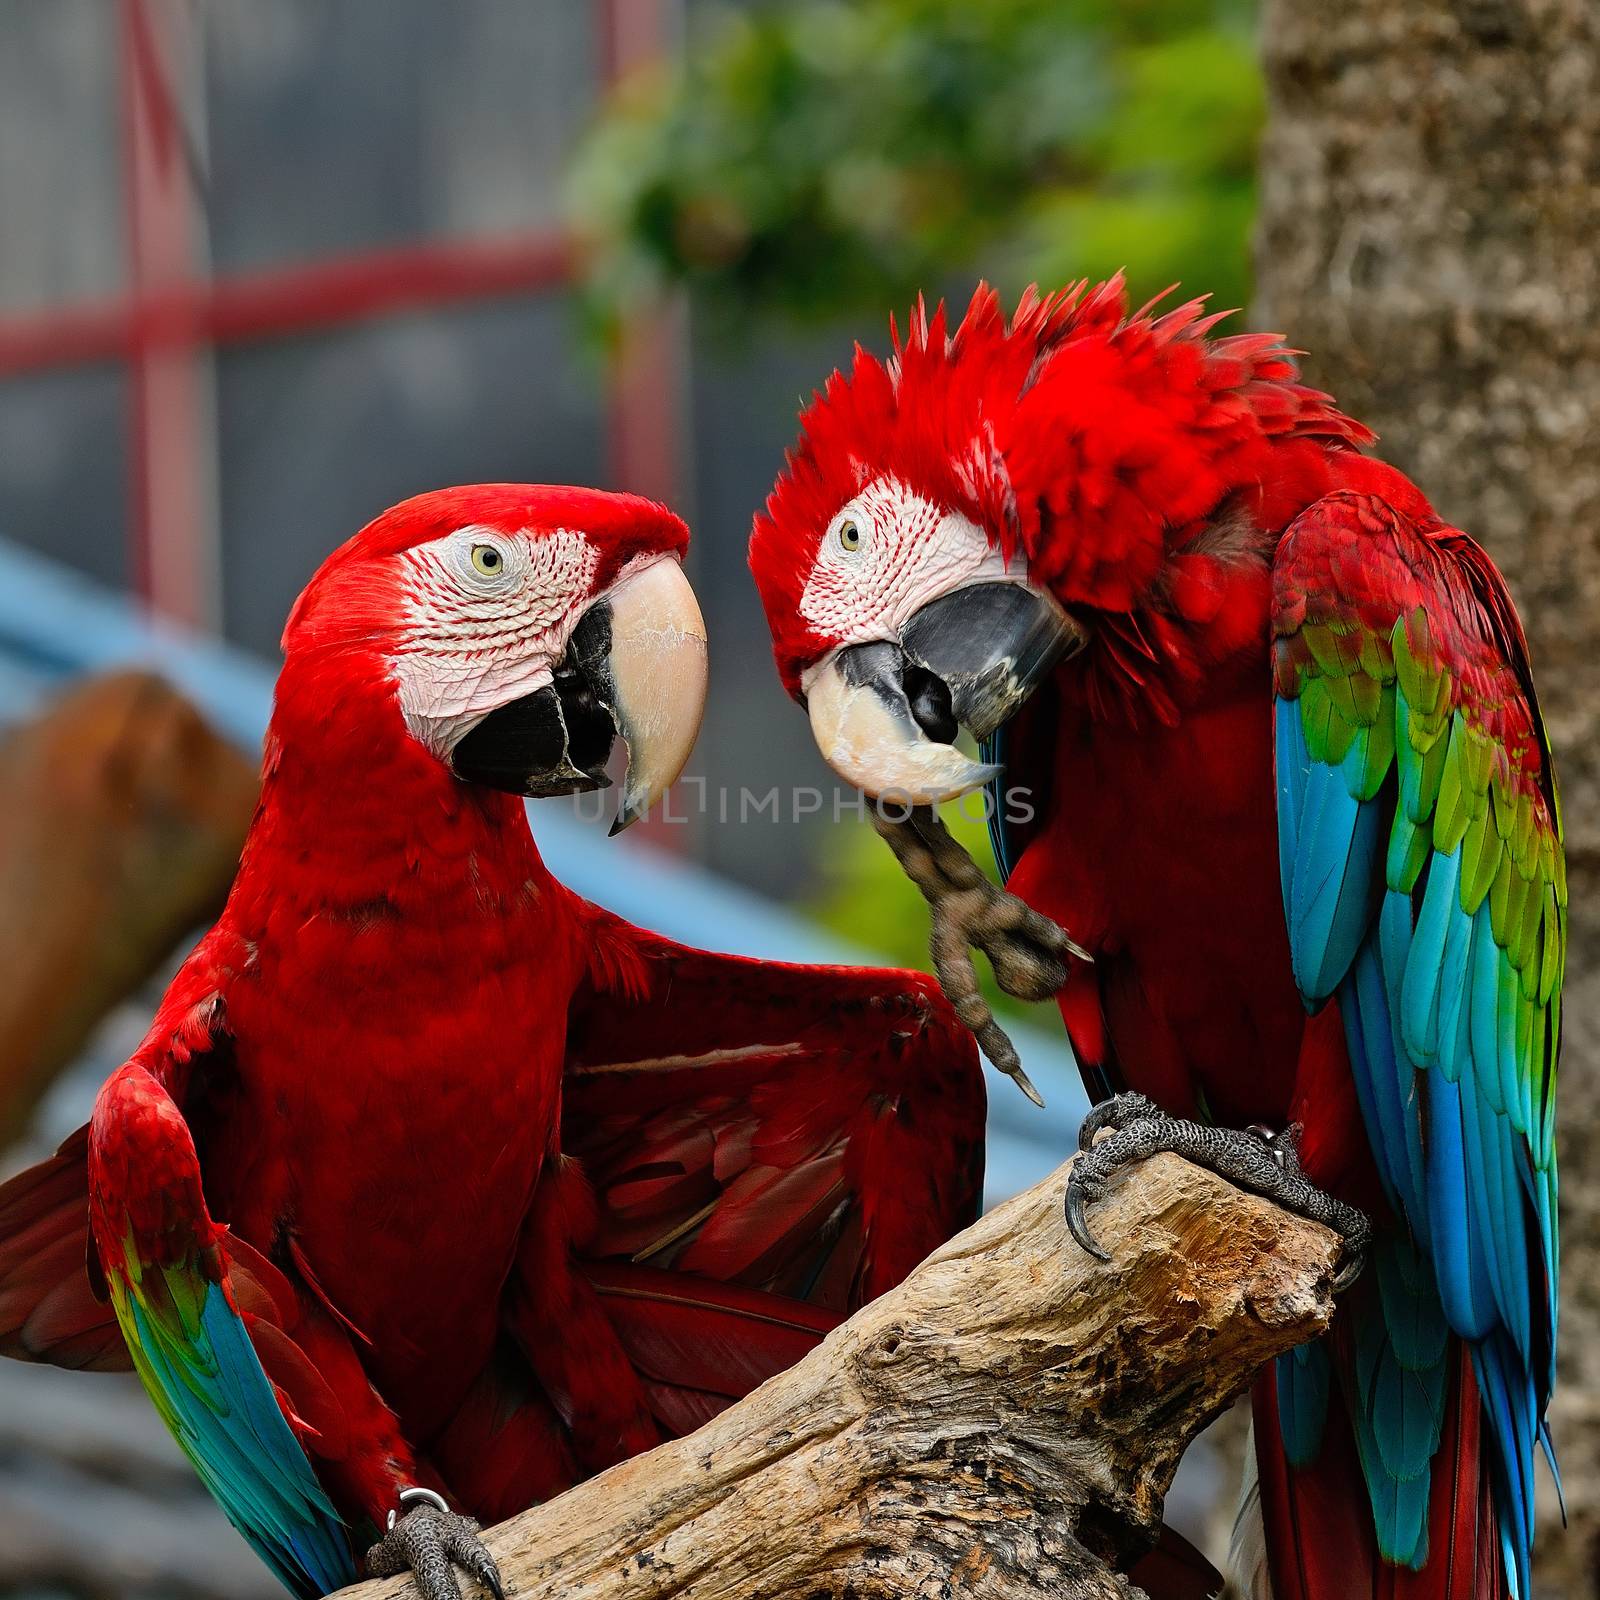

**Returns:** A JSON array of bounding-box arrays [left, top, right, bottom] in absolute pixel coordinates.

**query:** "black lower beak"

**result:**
[[450, 604, 618, 797], [899, 581, 1083, 740]]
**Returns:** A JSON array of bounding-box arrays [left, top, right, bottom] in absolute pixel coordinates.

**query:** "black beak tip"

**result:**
[[899, 581, 1081, 740]]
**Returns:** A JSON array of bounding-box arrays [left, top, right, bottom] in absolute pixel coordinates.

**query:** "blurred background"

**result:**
[[0, 0, 1257, 917], [0, 1, 1594, 1596]]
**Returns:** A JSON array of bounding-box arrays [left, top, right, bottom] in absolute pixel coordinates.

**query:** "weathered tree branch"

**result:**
[[337, 1153, 1339, 1600]]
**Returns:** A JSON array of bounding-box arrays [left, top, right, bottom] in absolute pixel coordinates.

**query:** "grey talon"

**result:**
[[366, 1496, 506, 1600], [1076, 1091, 1164, 1152], [1332, 1250, 1367, 1295], [444, 1523, 507, 1600], [1063, 1170, 1111, 1261], [871, 804, 1085, 1106], [1064, 1098, 1371, 1289]]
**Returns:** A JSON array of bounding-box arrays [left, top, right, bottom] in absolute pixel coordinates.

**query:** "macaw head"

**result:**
[[279, 484, 706, 832], [749, 278, 1370, 802]]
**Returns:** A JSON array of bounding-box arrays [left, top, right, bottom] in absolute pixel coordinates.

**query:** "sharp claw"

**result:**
[[874, 810, 1081, 1099], [1333, 1252, 1366, 1293], [447, 1534, 506, 1600], [1010, 1063, 1046, 1109], [1064, 1177, 1110, 1261], [369, 1502, 504, 1600], [976, 1019, 1046, 1108]]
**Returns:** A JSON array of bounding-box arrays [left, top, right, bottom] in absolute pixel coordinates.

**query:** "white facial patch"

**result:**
[[798, 476, 1023, 652], [390, 524, 599, 756]]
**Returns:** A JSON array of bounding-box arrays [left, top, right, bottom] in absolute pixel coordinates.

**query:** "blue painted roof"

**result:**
[[0, 538, 1083, 1200]]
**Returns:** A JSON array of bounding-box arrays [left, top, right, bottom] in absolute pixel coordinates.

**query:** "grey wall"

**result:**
[[0, 2, 888, 902]]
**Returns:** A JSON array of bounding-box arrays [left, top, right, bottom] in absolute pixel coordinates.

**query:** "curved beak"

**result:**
[[803, 581, 1081, 804], [595, 557, 708, 834], [450, 558, 707, 829]]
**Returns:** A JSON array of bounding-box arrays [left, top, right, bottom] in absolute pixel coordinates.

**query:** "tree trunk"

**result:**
[[0, 671, 257, 1146], [1253, 3, 1599, 1590], [335, 1153, 1339, 1600]]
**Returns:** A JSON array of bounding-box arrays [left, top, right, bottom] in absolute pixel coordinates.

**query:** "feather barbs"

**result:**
[[751, 275, 1372, 694]]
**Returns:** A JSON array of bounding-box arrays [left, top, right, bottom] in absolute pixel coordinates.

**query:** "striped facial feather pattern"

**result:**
[[798, 476, 1015, 652], [390, 523, 600, 754]]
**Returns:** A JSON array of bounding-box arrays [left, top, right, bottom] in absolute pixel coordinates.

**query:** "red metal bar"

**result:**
[[596, 0, 683, 509], [0, 231, 575, 380], [122, 0, 222, 625], [120, 0, 152, 603], [599, 0, 671, 79], [597, 0, 691, 856]]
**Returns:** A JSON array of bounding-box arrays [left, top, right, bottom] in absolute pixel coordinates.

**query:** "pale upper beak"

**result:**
[[451, 556, 707, 832], [801, 581, 1083, 804], [598, 556, 709, 833]]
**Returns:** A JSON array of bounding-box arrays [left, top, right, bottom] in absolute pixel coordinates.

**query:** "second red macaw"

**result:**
[[749, 282, 1562, 1600], [0, 485, 987, 1599]]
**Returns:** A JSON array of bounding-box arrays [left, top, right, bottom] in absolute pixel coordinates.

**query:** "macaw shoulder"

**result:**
[[1271, 456, 1440, 585], [115, 928, 244, 1095]]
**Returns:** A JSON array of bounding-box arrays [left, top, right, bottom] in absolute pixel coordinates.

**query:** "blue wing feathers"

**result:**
[[1275, 671, 1556, 1597], [1347, 945, 1426, 1228], [122, 1281, 354, 1599], [1425, 1072, 1497, 1340], [1275, 702, 1305, 917], [1349, 1275, 1443, 1568], [1469, 909, 1506, 1117], [1474, 1334, 1535, 1599], [1496, 959, 1523, 1137], [1340, 957, 1392, 1208], [1276, 1338, 1332, 1467], [1372, 1233, 1448, 1373], [1399, 848, 1461, 1065], [1429, 862, 1478, 1083], [1296, 765, 1386, 1001]]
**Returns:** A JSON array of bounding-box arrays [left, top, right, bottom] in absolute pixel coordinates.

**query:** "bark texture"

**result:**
[[1253, 4, 1599, 1591], [336, 1153, 1338, 1600], [0, 671, 256, 1145]]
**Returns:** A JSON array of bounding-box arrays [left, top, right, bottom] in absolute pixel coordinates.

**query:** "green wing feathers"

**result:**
[[1272, 491, 1561, 1593], [89, 1063, 355, 1598]]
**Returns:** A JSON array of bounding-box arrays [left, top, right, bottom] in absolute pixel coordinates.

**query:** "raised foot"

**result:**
[[871, 805, 1088, 1107], [366, 1489, 506, 1600], [1065, 1093, 1371, 1291]]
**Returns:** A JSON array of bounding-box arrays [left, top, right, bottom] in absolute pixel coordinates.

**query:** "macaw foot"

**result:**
[[1065, 1091, 1371, 1291], [870, 805, 1088, 1107], [365, 1489, 506, 1600]]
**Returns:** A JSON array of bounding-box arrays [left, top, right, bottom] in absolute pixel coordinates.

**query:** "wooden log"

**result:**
[[338, 1152, 1340, 1600], [0, 671, 257, 1146]]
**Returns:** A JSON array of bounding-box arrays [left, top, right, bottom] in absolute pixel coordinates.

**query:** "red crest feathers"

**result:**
[[749, 277, 1372, 694]]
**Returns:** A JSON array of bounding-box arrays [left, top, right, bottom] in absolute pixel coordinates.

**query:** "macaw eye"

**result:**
[[837, 519, 862, 552], [471, 544, 505, 577]]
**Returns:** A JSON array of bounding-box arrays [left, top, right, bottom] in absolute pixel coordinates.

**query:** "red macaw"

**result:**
[[0, 485, 988, 1600], [748, 282, 1563, 1600]]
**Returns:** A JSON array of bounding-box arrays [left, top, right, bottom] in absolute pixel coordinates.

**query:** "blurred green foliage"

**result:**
[[572, 0, 1261, 987], [571, 0, 1261, 339]]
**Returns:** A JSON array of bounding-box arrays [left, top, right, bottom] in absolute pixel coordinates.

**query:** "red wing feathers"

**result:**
[[585, 1261, 838, 1437], [0, 1126, 125, 1370], [541, 909, 986, 1467], [0, 943, 239, 1373], [564, 910, 987, 1313]]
